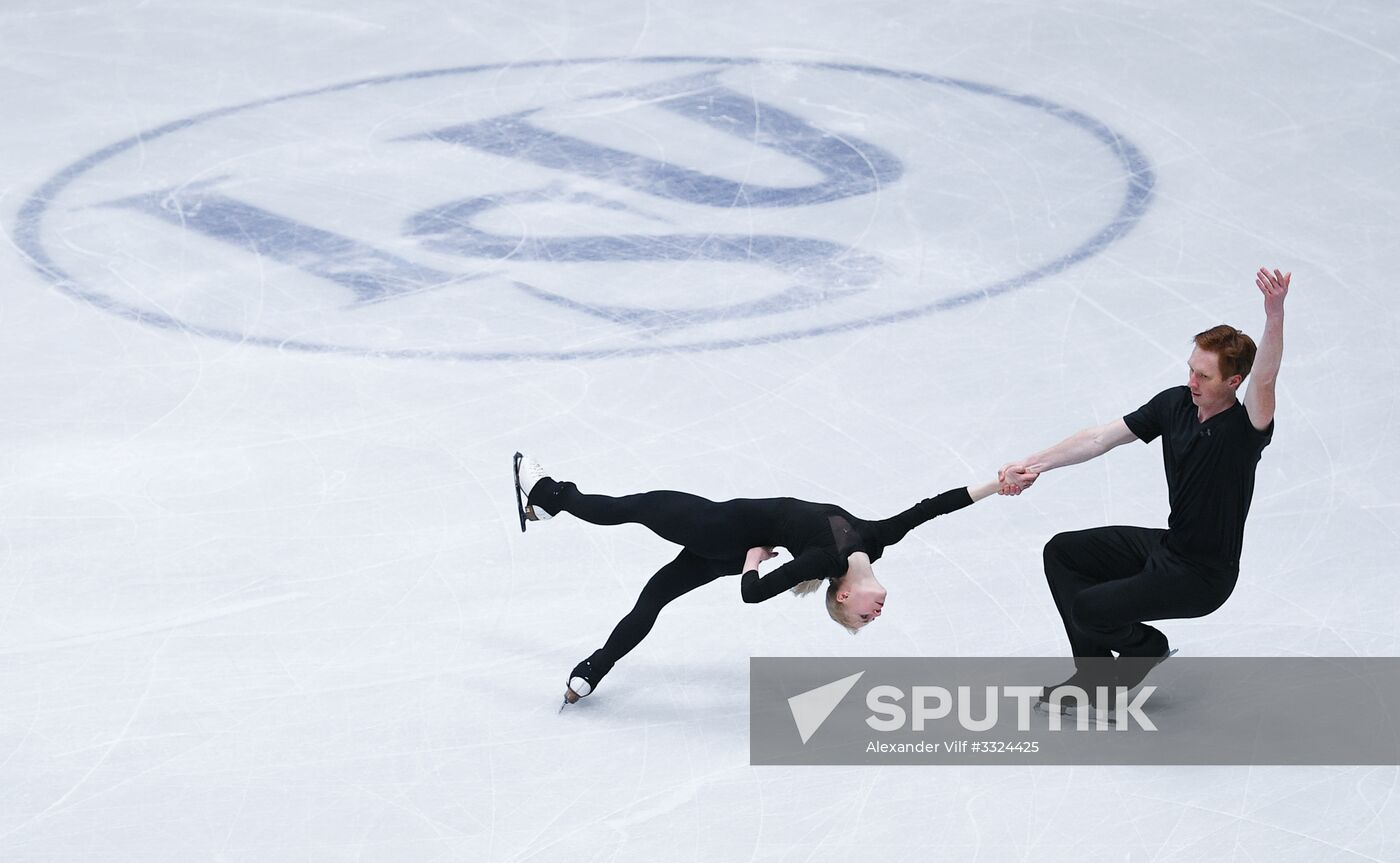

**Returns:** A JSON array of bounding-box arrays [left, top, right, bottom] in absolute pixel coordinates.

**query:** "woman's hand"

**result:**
[[998, 463, 1038, 494], [745, 546, 778, 570]]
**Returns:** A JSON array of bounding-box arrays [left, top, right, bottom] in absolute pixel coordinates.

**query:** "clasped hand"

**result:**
[[998, 464, 1038, 496]]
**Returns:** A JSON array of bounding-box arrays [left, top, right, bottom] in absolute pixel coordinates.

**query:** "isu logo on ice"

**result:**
[[20, 58, 1153, 361]]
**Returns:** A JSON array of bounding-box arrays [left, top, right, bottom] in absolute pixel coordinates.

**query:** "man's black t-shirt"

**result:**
[[1123, 386, 1273, 568]]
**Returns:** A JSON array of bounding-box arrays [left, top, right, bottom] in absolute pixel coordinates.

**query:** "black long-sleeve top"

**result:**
[[738, 487, 974, 602]]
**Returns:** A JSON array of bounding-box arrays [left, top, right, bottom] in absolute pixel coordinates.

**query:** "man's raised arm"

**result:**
[[1244, 267, 1290, 432]]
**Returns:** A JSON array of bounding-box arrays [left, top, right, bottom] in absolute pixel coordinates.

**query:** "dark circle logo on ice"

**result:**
[[17, 57, 1154, 362]]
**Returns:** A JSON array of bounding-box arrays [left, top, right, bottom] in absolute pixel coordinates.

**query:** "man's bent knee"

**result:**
[[1043, 531, 1091, 578]]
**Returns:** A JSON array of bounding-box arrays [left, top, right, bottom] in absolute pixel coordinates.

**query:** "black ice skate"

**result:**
[[1113, 625, 1176, 692], [1116, 647, 1179, 693], [561, 655, 604, 708], [1036, 663, 1117, 718], [513, 452, 553, 532]]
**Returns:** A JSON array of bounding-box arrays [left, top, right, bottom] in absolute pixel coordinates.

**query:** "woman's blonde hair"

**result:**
[[791, 577, 860, 635]]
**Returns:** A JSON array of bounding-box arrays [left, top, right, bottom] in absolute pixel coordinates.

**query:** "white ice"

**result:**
[[2, 1, 1399, 860]]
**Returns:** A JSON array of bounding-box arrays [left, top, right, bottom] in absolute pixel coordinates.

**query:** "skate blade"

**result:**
[[512, 452, 527, 533], [1034, 700, 1085, 717], [1035, 700, 1115, 722], [512, 452, 551, 530]]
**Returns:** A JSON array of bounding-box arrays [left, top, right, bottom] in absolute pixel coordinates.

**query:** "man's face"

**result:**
[[1187, 347, 1240, 408]]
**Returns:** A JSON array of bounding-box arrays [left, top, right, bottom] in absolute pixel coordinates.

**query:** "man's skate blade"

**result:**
[[1034, 700, 1115, 722], [1034, 700, 1089, 718]]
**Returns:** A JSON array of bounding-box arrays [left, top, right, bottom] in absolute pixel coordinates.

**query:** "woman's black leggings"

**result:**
[[531, 478, 779, 679]]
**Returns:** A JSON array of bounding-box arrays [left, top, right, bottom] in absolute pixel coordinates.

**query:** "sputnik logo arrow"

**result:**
[[788, 671, 865, 744]]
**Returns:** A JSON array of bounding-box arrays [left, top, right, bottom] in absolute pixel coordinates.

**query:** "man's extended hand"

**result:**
[[998, 464, 1038, 495]]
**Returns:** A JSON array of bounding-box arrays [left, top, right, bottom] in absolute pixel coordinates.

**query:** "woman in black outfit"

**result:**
[[513, 453, 1005, 705]]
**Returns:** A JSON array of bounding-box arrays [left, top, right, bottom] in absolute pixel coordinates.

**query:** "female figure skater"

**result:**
[[512, 453, 1006, 706]]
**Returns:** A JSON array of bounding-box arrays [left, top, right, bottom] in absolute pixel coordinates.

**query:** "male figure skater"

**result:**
[[1001, 267, 1290, 702]]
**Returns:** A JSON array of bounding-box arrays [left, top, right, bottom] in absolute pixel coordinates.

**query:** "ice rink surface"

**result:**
[[2, 1, 1399, 859]]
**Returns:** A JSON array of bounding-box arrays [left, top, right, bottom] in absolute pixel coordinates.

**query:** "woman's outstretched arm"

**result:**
[[866, 474, 1007, 551], [968, 478, 1000, 502]]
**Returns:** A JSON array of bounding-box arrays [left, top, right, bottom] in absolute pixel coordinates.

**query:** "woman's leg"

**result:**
[[530, 478, 763, 559], [571, 549, 730, 694]]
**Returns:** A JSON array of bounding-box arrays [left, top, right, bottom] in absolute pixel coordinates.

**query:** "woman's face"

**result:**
[[848, 589, 885, 628], [838, 554, 886, 629]]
